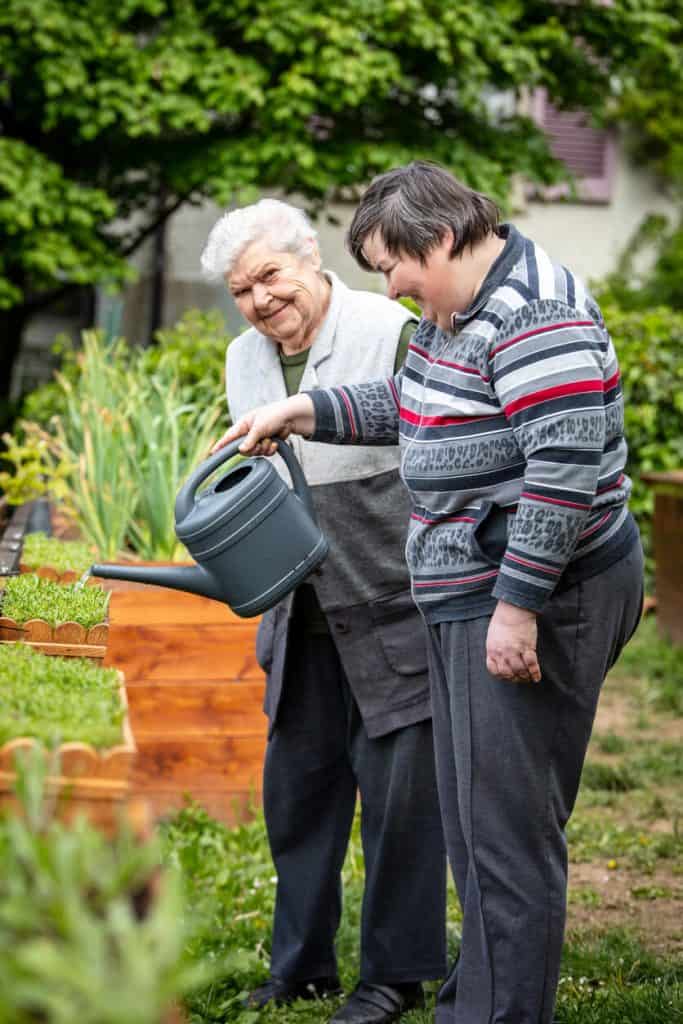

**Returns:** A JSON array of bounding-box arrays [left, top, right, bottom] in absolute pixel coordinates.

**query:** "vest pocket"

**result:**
[[369, 590, 428, 676]]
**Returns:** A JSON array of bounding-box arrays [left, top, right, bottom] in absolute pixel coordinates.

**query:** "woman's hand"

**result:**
[[486, 600, 541, 683], [211, 394, 316, 456]]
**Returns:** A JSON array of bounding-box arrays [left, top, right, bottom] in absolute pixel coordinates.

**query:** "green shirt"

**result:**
[[279, 318, 416, 396], [279, 318, 417, 633]]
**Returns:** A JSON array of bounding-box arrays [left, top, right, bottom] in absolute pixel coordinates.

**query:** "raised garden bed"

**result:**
[[19, 530, 96, 583], [0, 573, 110, 658], [0, 645, 136, 832]]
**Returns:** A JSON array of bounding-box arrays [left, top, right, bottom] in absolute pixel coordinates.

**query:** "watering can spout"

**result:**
[[90, 563, 224, 603]]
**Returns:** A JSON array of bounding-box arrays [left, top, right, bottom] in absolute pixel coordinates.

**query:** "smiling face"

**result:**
[[361, 228, 478, 331], [227, 237, 331, 353]]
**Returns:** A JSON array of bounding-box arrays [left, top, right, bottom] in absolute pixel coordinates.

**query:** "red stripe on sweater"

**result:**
[[505, 553, 562, 575], [490, 320, 595, 358], [504, 378, 603, 416], [521, 491, 591, 511], [388, 376, 400, 408], [579, 510, 611, 540], [409, 343, 484, 377], [597, 474, 625, 495], [413, 570, 499, 588], [338, 388, 357, 440], [400, 408, 499, 427], [411, 513, 477, 525]]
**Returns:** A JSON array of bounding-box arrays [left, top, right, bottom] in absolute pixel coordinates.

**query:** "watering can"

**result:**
[[91, 439, 328, 617]]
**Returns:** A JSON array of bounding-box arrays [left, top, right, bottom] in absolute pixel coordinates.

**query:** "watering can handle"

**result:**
[[175, 438, 318, 524]]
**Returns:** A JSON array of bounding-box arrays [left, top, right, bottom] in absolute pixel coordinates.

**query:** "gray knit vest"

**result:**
[[226, 271, 416, 611]]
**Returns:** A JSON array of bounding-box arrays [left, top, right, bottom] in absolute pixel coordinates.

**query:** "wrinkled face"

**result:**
[[227, 237, 326, 350], [361, 229, 470, 331]]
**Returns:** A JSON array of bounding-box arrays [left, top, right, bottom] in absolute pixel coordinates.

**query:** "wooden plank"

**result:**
[[0, 640, 106, 659], [126, 680, 266, 738], [108, 589, 247, 627], [651, 492, 683, 646], [135, 788, 262, 826], [0, 789, 131, 834], [131, 736, 265, 789], [105, 624, 264, 681]]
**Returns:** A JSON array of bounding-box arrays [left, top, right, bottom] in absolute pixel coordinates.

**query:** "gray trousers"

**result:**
[[263, 628, 447, 984], [427, 544, 644, 1024]]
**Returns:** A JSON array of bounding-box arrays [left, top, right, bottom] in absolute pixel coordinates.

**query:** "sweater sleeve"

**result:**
[[305, 372, 402, 446], [489, 299, 611, 612]]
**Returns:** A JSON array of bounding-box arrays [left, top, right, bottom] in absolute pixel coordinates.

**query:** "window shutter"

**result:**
[[531, 89, 616, 203]]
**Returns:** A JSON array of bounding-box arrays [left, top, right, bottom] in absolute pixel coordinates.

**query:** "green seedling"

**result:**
[[0, 644, 123, 749], [21, 532, 96, 575], [1, 573, 109, 629]]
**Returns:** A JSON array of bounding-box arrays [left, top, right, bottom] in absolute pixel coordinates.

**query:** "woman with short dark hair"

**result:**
[[212, 162, 644, 1024]]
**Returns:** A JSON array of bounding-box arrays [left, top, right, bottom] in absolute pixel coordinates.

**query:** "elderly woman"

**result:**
[[214, 164, 644, 1024], [201, 200, 447, 1024]]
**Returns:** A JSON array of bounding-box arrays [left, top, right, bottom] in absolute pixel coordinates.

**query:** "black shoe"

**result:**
[[329, 983, 424, 1024], [245, 976, 342, 1009]]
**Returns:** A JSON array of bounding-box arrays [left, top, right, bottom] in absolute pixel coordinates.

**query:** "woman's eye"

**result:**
[[263, 269, 277, 281]]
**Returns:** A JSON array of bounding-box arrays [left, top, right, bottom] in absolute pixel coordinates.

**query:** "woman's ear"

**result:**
[[306, 238, 322, 271], [441, 228, 456, 258]]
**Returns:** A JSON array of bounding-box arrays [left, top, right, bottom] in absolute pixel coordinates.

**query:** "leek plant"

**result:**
[[123, 370, 221, 562], [15, 329, 225, 561]]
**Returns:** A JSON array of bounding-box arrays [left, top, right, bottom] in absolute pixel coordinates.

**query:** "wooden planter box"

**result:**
[[100, 576, 267, 825], [19, 563, 93, 585], [642, 470, 683, 646], [0, 616, 109, 659], [0, 675, 136, 833]]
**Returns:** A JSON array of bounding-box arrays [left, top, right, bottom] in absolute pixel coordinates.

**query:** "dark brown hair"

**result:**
[[347, 161, 500, 270]]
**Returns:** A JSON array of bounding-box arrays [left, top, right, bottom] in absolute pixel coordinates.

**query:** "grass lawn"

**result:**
[[163, 613, 683, 1024]]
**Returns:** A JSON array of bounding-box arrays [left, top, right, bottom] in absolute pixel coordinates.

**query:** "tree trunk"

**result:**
[[0, 306, 29, 405]]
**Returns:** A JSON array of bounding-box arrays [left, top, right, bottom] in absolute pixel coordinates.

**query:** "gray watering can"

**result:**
[[91, 439, 328, 617]]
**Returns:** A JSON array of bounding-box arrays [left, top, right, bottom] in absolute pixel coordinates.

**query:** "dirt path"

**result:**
[[565, 671, 683, 958]]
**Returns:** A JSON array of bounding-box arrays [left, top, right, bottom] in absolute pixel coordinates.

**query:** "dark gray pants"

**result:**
[[427, 545, 644, 1024], [263, 628, 447, 984]]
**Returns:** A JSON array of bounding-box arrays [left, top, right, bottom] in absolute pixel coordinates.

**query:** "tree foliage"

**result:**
[[0, 0, 680, 325], [612, 0, 683, 191]]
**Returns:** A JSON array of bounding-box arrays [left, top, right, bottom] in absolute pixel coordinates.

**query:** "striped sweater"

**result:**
[[307, 224, 638, 622]]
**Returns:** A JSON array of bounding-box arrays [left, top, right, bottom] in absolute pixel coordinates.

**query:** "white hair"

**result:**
[[200, 198, 318, 280]]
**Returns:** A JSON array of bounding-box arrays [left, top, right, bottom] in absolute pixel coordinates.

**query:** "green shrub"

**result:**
[[0, 753, 214, 1024], [0, 644, 122, 748], [604, 302, 683, 569], [1, 573, 110, 629], [596, 213, 683, 313], [141, 308, 229, 403], [21, 531, 96, 575]]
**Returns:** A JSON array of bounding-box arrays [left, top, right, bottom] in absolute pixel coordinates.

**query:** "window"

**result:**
[[529, 88, 617, 203]]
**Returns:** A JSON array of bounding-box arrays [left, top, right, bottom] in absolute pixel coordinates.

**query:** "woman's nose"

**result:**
[[253, 282, 271, 308]]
